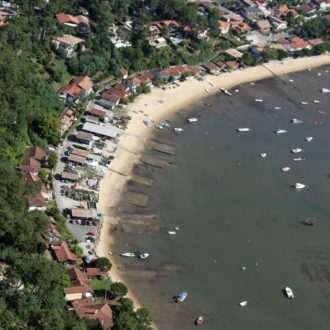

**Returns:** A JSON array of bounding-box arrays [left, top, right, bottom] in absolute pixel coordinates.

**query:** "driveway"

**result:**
[[246, 31, 289, 46]]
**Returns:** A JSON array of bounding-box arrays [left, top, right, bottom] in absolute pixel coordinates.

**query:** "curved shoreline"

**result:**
[[96, 55, 330, 327]]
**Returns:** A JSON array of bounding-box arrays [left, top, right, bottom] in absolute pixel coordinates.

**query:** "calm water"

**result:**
[[114, 66, 330, 329]]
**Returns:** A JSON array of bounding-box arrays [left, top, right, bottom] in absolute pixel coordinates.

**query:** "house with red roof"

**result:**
[[64, 268, 93, 301], [58, 76, 93, 102], [20, 146, 46, 173], [279, 36, 311, 52], [71, 76, 93, 95], [56, 12, 80, 26], [51, 241, 77, 265], [231, 21, 252, 33], [99, 92, 121, 109], [120, 68, 128, 79], [218, 20, 230, 34]]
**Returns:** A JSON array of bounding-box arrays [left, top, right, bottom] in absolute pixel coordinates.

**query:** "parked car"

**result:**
[[87, 231, 96, 236], [86, 236, 95, 243]]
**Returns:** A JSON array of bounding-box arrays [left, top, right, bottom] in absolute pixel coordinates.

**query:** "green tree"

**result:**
[[110, 282, 128, 298], [38, 169, 48, 180], [135, 308, 153, 327], [61, 273, 71, 287], [33, 115, 61, 143], [71, 245, 84, 257], [261, 46, 279, 62], [95, 257, 112, 272], [48, 152, 58, 169]]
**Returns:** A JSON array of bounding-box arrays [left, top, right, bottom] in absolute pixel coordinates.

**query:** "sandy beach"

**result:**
[[95, 55, 330, 324]]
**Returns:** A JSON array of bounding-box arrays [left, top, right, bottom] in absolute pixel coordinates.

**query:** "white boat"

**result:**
[[275, 129, 287, 134], [168, 231, 176, 235], [239, 301, 248, 307], [305, 137, 314, 142], [143, 120, 150, 126], [321, 88, 330, 93], [174, 128, 184, 132], [187, 118, 198, 123], [237, 128, 250, 132], [156, 125, 163, 130], [121, 253, 135, 257], [291, 119, 303, 124], [285, 287, 294, 299], [301, 102, 308, 105], [313, 100, 321, 103], [295, 183, 306, 189], [205, 88, 210, 93], [161, 122, 170, 127], [174, 227, 180, 230], [209, 82, 213, 86], [220, 87, 232, 96], [291, 148, 303, 154], [139, 253, 149, 259], [282, 167, 290, 172], [260, 153, 267, 158], [255, 98, 263, 102], [293, 157, 304, 162], [275, 106, 282, 110], [176, 292, 187, 303]]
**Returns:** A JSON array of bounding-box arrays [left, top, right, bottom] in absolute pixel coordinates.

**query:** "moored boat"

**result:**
[[275, 106, 282, 110], [275, 129, 287, 134], [313, 100, 321, 103], [205, 88, 210, 93], [168, 231, 176, 235], [220, 87, 232, 96], [301, 101, 308, 105], [176, 292, 187, 303], [318, 111, 326, 115], [195, 316, 204, 325], [237, 128, 250, 132], [187, 118, 198, 123], [305, 137, 314, 142], [161, 122, 170, 127], [143, 120, 150, 126], [291, 118, 303, 124], [174, 128, 184, 132], [156, 125, 163, 130], [321, 88, 330, 93], [285, 287, 294, 299], [295, 183, 306, 189], [260, 153, 267, 158], [121, 253, 135, 257], [139, 253, 149, 259], [255, 98, 263, 102], [293, 157, 304, 162], [282, 167, 290, 172], [205, 103, 213, 107], [291, 148, 303, 153], [238, 301, 247, 307]]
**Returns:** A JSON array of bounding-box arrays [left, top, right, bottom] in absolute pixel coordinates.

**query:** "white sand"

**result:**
[[96, 55, 330, 324]]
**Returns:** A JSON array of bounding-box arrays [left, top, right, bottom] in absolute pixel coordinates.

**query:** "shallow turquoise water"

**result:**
[[115, 66, 330, 329]]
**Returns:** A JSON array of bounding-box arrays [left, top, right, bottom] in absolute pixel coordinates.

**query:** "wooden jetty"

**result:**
[[141, 156, 165, 168], [149, 141, 176, 155], [131, 176, 153, 187], [126, 192, 149, 207]]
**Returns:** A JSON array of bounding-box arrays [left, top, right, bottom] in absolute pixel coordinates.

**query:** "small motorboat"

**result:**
[[275, 106, 282, 110], [174, 227, 180, 230], [305, 137, 314, 142], [205, 103, 213, 107], [260, 153, 267, 158], [121, 253, 135, 258], [161, 122, 170, 127], [293, 157, 304, 162], [205, 88, 210, 93], [238, 301, 247, 307], [318, 111, 326, 115], [237, 128, 250, 132], [209, 82, 213, 86], [143, 120, 150, 127], [168, 231, 177, 235], [220, 87, 232, 96], [301, 101, 308, 105], [275, 129, 287, 134], [285, 287, 294, 299], [292, 148, 303, 154], [165, 119, 172, 122], [313, 100, 321, 103], [305, 216, 316, 226], [282, 167, 290, 172], [187, 118, 198, 123], [174, 128, 184, 132], [176, 292, 187, 303], [195, 316, 204, 325], [156, 125, 163, 130], [291, 119, 303, 124], [295, 183, 306, 189], [321, 88, 330, 93], [139, 253, 149, 259], [255, 98, 263, 102]]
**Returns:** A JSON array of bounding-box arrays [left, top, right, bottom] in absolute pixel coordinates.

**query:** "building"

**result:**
[[64, 268, 93, 301], [225, 48, 244, 59], [89, 108, 105, 118], [61, 171, 79, 182], [71, 208, 94, 219], [280, 36, 311, 52], [299, 5, 316, 16], [67, 154, 86, 166], [28, 194, 48, 211], [98, 92, 121, 109], [202, 62, 221, 75], [256, 19, 272, 32], [51, 241, 77, 265], [85, 115, 99, 125], [71, 148, 89, 158], [0, 7, 18, 18], [56, 12, 79, 26], [71, 76, 93, 95], [59, 107, 76, 134], [120, 68, 128, 79], [24, 146, 46, 160], [226, 60, 239, 70], [52, 34, 85, 56], [218, 20, 230, 34], [43, 224, 62, 243], [231, 21, 252, 33], [82, 122, 120, 140], [76, 131, 93, 145], [240, 7, 263, 17], [269, 16, 288, 30], [20, 147, 46, 173], [58, 84, 82, 103]]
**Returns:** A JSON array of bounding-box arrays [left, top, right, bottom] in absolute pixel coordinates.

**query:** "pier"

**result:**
[[149, 141, 176, 155], [130, 176, 153, 187], [126, 192, 149, 207]]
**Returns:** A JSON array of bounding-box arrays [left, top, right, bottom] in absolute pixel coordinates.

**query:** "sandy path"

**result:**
[[96, 55, 330, 324]]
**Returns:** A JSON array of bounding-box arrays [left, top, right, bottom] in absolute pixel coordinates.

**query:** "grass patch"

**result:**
[[92, 279, 112, 299]]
